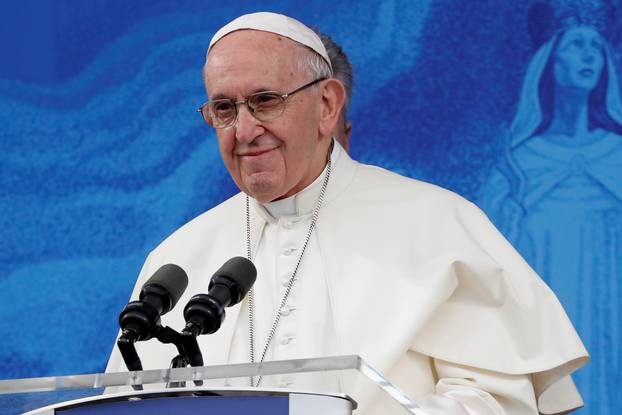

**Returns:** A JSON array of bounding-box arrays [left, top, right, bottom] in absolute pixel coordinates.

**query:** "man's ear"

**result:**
[[318, 79, 346, 137]]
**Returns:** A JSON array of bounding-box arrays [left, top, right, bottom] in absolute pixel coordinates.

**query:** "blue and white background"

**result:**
[[0, 1, 619, 413]]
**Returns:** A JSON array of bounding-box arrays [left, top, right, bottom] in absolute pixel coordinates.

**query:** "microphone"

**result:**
[[181, 257, 257, 366], [117, 264, 189, 371]]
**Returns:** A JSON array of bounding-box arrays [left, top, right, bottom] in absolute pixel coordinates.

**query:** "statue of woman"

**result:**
[[478, 2, 622, 412]]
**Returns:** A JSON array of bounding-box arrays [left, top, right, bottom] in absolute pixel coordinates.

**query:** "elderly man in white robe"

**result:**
[[107, 12, 589, 415]]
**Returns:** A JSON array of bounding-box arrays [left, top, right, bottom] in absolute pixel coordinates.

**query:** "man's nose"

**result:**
[[235, 105, 264, 143]]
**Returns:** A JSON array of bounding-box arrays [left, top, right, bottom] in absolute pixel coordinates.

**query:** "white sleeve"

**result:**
[[416, 358, 539, 415]]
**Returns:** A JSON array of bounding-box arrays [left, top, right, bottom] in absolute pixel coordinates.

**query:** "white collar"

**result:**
[[260, 142, 342, 219]]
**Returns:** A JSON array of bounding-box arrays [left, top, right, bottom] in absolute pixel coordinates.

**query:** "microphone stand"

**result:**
[[117, 324, 204, 389], [154, 325, 204, 387], [117, 329, 144, 391]]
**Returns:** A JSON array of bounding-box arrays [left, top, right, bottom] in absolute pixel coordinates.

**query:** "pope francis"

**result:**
[[107, 12, 589, 415]]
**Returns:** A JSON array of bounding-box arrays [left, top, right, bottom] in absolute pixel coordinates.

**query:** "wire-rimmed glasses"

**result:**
[[197, 77, 326, 129]]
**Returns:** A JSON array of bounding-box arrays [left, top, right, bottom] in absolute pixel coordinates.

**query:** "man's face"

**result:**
[[204, 30, 330, 203]]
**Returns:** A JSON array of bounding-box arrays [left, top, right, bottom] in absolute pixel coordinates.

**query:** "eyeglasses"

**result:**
[[197, 77, 326, 129]]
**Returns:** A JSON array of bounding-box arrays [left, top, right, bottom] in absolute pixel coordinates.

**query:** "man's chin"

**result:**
[[242, 176, 284, 204]]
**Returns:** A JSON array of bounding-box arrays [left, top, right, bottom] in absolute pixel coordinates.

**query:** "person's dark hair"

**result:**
[[320, 34, 354, 118], [532, 30, 622, 137]]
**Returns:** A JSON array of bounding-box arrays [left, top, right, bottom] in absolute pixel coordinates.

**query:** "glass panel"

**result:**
[[0, 355, 428, 415]]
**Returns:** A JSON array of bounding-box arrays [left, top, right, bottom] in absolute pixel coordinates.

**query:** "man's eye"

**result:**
[[252, 94, 282, 109], [212, 101, 235, 114]]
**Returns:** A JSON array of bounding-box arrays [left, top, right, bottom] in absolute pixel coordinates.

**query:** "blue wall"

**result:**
[[0, 1, 619, 413]]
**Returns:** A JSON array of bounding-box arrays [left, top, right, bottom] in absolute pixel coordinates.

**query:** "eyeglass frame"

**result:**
[[197, 77, 327, 129]]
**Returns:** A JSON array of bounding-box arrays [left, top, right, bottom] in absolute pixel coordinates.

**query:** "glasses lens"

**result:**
[[208, 100, 237, 128], [248, 92, 285, 121]]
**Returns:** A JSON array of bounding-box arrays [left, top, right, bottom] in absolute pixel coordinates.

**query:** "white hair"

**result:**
[[296, 46, 333, 87]]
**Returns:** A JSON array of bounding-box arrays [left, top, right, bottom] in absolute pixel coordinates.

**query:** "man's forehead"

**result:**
[[206, 30, 300, 74], [204, 31, 301, 97]]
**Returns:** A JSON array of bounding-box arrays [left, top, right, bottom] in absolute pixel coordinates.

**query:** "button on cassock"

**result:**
[[280, 336, 294, 345], [282, 274, 295, 287], [282, 220, 296, 229]]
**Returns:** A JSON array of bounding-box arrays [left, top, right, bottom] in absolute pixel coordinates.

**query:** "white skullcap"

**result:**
[[207, 12, 332, 73]]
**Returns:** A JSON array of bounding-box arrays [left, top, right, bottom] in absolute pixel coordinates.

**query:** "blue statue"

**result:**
[[478, 1, 622, 412]]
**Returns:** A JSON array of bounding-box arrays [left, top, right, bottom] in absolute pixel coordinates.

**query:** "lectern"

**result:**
[[0, 355, 428, 415]]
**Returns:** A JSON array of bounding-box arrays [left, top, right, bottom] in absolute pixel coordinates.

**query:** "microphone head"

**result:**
[[140, 264, 189, 313], [209, 257, 257, 304]]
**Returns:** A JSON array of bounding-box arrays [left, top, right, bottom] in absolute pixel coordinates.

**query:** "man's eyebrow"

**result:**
[[209, 93, 230, 100], [250, 86, 280, 94], [209, 86, 281, 101]]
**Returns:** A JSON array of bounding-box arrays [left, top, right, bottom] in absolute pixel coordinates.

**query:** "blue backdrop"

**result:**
[[0, 1, 619, 413]]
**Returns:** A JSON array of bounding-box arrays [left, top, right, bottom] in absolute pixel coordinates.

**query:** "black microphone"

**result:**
[[181, 257, 257, 366], [117, 264, 189, 371]]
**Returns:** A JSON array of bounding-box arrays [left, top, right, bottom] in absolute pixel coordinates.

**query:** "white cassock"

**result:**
[[107, 142, 588, 415]]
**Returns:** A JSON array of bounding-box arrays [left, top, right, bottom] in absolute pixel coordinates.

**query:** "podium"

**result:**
[[0, 355, 428, 414]]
